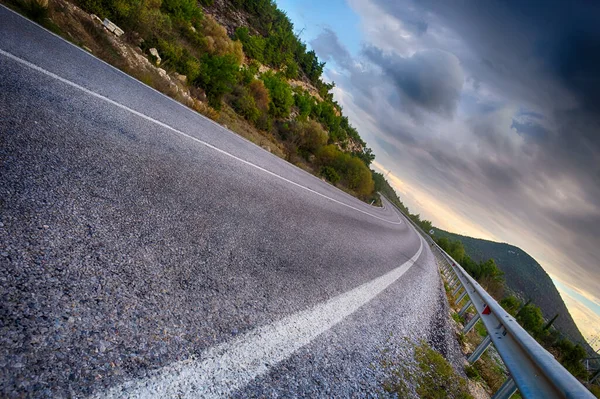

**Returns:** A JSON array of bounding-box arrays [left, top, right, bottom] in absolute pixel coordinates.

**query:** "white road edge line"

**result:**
[[1, 4, 384, 213], [0, 49, 401, 225], [93, 234, 424, 398]]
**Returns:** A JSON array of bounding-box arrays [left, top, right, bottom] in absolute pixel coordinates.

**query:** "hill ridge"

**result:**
[[434, 229, 592, 352]]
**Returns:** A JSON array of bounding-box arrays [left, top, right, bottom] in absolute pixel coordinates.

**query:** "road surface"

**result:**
[[0, 6, 460, 398]]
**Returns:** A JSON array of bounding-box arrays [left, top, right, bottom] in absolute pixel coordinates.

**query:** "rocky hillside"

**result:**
[[3, 0, 377, 202]]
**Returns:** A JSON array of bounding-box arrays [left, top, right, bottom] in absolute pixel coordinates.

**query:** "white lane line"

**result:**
[[93, 236, 423, 398], [0, 49, 401, 225]]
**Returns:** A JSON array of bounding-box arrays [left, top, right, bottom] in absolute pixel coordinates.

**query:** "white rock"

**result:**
[[90, 14, 102, 24], [149, 48, 161, 66], [157, 68, 168, 78]]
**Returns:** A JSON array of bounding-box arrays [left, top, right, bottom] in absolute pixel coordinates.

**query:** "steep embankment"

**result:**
[[435, 230, 591, 350]]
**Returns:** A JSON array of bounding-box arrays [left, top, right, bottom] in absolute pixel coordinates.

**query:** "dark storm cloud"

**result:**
[[309, 28, 353, 70], [364, 47, 464, 118], [313, 0, 600, 298], [510, 120, 548, 140]]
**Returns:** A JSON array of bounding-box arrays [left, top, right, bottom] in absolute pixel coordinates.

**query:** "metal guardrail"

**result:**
[[386, 198, 594, 399]]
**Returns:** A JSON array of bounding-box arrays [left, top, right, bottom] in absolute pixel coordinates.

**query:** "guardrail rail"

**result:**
[[386, 197, 594, 399]]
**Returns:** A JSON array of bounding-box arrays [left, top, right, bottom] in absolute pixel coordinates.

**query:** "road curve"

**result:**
[[0, 6, 458, 398]]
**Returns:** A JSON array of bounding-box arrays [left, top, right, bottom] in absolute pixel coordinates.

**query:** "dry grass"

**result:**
[[217, 105, 286, 158]]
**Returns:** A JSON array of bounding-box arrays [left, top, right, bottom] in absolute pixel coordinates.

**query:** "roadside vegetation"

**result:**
[[382, 340, 473, 399], [436, 236, 599, 396], [2, 0, 379, 201]]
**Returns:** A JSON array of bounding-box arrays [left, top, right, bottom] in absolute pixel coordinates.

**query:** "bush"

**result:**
[[202, 15, 244, 63], [344, 156, 375, 196], [262, 72, 294, 118], [289, 120, 327, 154], [316, 145, 374, 197], [232, 87, 260, 123], [195, 53, 240, 108], [234, 27, 265, 62], [255, 113, 272, 132], [293, 88, 315, 120], [320, 166, 340, 184], [248, 80, 270, 111], [161, 0, 201, 22], [384, 341, 473, 398]]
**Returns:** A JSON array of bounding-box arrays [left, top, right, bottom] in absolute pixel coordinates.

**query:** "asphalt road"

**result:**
[[0, 6, 461, 398]]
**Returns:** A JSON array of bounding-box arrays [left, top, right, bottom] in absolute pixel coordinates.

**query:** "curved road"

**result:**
[[0, 6, 459, 398]]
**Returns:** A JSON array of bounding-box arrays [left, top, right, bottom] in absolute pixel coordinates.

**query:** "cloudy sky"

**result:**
[[276, 0, 600, 345]]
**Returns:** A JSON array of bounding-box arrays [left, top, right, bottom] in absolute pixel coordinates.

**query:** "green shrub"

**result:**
[[384, 341, 473, 398], [465, 364, 480, 380], [293, 89, 315, 120], [452, 313, 464, 324], [320, 166, 340, 184], [255, 113, 272, 131], [235, 27, 265, 62], [195, 53, 240, 108], [287, 120, 327, 154], [262, 72, 294, 118], [232, 87, 260, 123], [161, 0, 201, 22]]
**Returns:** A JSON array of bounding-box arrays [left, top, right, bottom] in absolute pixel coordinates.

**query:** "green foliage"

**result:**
[[413, 342, 473, 399], [432, 229, 589, 348], [320, 166, 340, 184], [355, 147, 375, 167], [262, 72, 294, 118], [500, 295, 521, 316], [293, 89, 315, 120], [474, 320, 487, 337], [293, 120, 327, 153], [283, 58, 299, 79], [555, 339, 588, 378], [232, 86, 260, 123], [317, 145, 374, 197], [465, 364, 480, 380], [516, 303, 545, 337], [161, 0, 201, 22], [195, 53, 240, 108], [234, 27, 266, 62], [383, 341, 473, 399], [452, 313, 464, 324]]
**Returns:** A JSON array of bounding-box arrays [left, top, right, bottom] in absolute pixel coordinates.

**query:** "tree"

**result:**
[[517, 304, 544, 336], [543, 314, 559, 331], [500, 295, 521, 316], [262, 72, 294, 118], [195, 53, 240, 108]]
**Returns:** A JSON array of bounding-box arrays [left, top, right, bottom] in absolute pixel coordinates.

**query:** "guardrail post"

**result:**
[[591, 368, 600, 384], [491, 377, 517, 399], [450, 277, 461, 290], [452, 284, 463, 297], [458, 300, 472, 316], [467, 335, 492, 363], [463, 313, 480, 334], [456, 290, 468, 305]]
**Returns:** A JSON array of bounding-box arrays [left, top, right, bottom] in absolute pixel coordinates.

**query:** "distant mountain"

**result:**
[[434, 229, 592, 351]]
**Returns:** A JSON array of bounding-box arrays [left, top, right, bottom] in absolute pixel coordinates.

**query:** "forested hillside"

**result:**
[[434, 229, 590, 350]]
